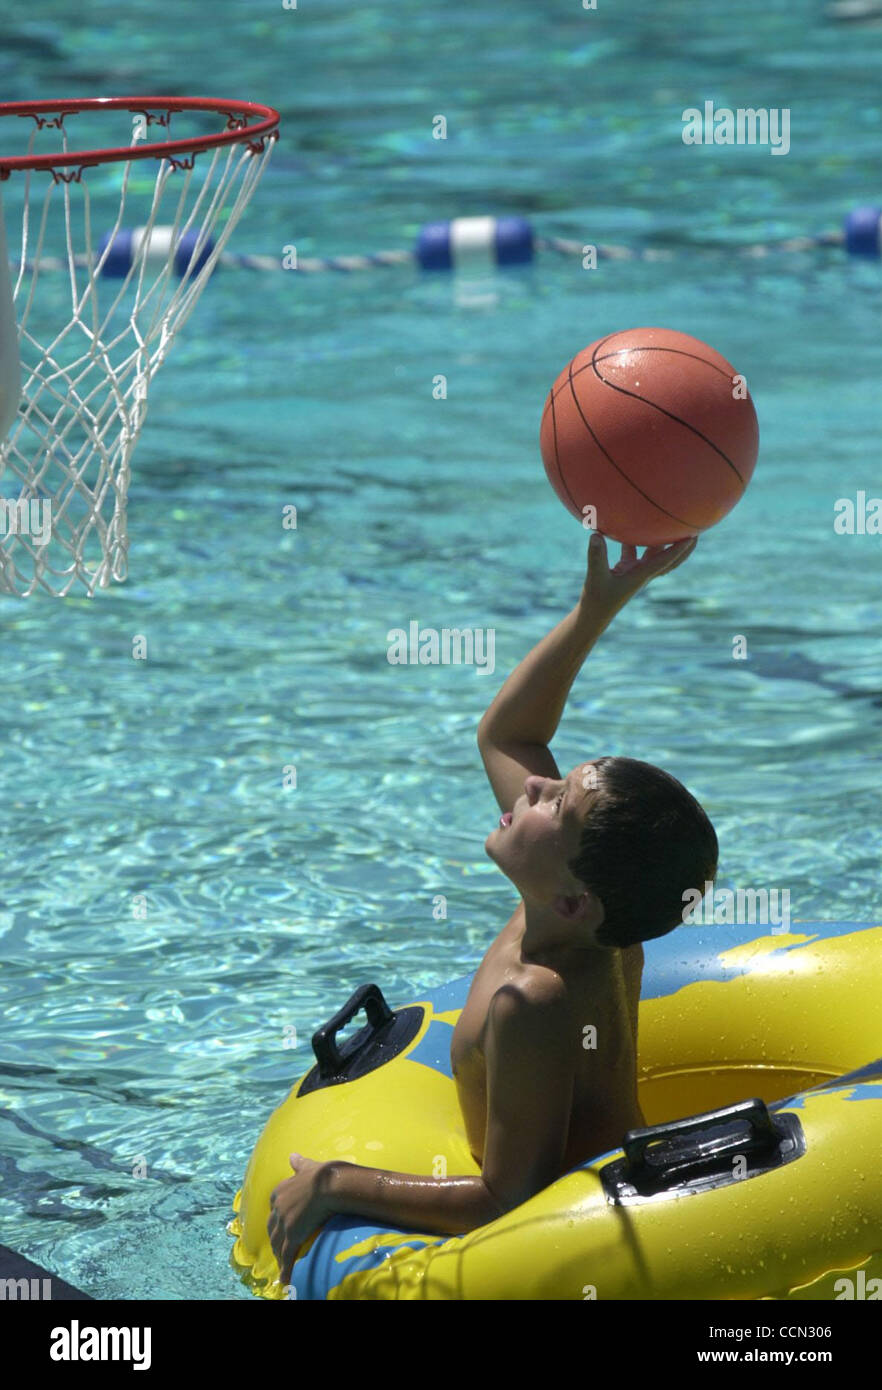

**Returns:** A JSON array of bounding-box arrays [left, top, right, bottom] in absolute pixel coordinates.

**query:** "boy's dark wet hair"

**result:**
[[567, 756, 718, 949]]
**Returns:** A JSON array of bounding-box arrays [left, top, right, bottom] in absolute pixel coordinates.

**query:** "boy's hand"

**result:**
[[267, 1152, 335, 1287], [580, 531, 698, 617]]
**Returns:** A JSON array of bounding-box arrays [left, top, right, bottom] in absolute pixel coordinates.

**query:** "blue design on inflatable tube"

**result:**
[[780, 1057, 882, 1109], [290, 1212, 440, 1300], [636, 919, 872, 1000], [405, 1017, 458, 1078]]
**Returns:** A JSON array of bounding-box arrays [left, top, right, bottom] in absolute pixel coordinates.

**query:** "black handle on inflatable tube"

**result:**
[[311, 983, 395, 1079], [623, 1097, 777, 1176]]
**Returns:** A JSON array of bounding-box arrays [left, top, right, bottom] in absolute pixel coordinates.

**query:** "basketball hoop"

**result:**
[[0, 97, 280, 596]]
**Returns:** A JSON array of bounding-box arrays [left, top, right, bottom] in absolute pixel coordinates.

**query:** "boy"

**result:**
[[268, 530, 718, 1284]]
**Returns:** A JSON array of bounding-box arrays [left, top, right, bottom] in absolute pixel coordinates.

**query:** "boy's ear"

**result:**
[[551, 889, 600, 923]]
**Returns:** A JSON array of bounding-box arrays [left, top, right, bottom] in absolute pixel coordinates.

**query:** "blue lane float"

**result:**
[[20, 207, 880, 278], [97, 225, 215, 278], [843, 205, 882, 258], [415, 215, 534, 270]]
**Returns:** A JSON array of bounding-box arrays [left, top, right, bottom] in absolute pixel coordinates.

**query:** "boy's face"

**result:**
[[484, 762, 603, 916]]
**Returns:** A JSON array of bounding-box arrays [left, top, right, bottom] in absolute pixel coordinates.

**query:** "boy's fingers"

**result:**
[[670, 535, 699, 563], [585, 529, 695, 586], [586, 530, 607, 569], [651, 536, 698, 570]]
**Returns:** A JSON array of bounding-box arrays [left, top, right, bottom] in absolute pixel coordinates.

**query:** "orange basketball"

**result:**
[[539, 327, 759, 545]]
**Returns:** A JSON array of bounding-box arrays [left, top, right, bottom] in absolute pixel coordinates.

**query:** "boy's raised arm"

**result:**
[[476, 600, 609, 814], [477, 532, 698, 814]]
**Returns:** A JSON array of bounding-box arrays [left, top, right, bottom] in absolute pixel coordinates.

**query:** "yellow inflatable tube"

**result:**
[[229, 921, 882, 1300]]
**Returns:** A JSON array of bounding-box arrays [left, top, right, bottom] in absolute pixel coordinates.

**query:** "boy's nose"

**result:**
[[524, 775, 546, 804]]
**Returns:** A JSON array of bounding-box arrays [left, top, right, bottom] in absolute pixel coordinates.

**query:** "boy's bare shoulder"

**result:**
[[489, 964, 571, 1023], [485, 975, 573, 1073]]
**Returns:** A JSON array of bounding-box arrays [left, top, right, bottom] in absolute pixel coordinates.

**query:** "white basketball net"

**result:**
[[0, 110, 276, 596]]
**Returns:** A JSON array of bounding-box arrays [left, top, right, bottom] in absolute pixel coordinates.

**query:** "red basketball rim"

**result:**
[[0, 96, 280, 180]]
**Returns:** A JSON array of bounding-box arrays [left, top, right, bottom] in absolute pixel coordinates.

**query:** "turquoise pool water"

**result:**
[[1, 0, 880, 1300]]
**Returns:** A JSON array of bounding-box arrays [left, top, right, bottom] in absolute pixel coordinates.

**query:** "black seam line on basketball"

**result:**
[[552, 344, 738, 405], [593, 346, 734, 379], [541, 328, 616, 419], [548, 382, 580, 516], [557, 345, 739, 399], [566, 357, 700, 528], [541, 330, 620, 423], [587, 343, 746, 485]]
